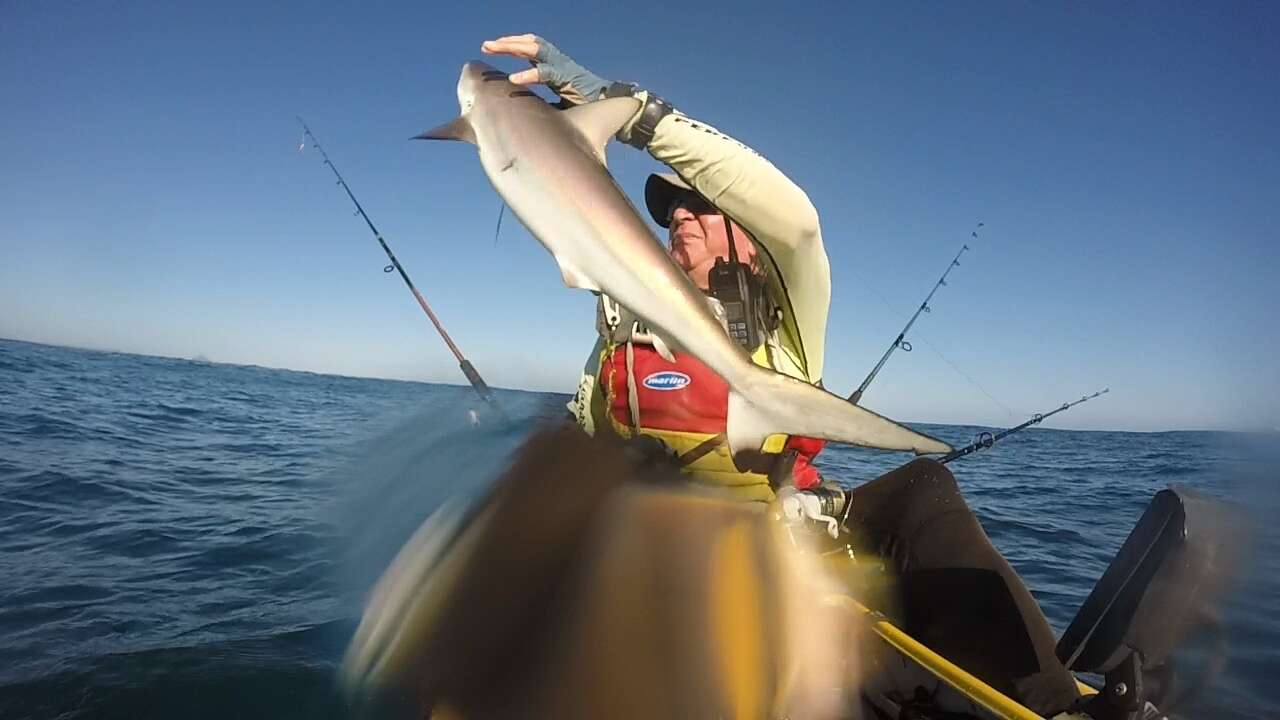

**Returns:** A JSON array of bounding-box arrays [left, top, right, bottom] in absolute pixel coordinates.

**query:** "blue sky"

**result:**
[[1, 2, 1276, 431]]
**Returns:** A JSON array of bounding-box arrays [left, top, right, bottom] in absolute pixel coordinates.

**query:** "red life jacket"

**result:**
[[600, 341, 825, 495]]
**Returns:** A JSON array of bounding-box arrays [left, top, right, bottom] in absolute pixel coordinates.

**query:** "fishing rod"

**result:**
[[849, 238, 973, 404], [296, 116, 502, 416], [940, 388, 1109, 464]]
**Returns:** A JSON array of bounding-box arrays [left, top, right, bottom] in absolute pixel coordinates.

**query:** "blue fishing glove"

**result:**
[[526, 37, 673, 147], [481, 34, 671, 147], [528, 37, 612, 105], [482, 34, 612, 106]]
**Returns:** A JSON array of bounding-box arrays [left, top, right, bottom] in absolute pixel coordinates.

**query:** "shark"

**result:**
[[416, 60, 950, 457]]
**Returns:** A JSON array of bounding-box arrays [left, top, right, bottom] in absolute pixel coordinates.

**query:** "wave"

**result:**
[[1, 338, 1275, 720], [0, 621, 361, 720]]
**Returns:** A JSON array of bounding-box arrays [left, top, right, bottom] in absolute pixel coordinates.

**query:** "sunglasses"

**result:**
[[666, 194, 721, 223]]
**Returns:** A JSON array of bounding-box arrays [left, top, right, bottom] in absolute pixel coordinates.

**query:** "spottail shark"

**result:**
[[416, 61, 950, 457]]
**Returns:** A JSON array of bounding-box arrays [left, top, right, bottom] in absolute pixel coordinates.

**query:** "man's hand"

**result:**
[[481, 34, 611, 105]]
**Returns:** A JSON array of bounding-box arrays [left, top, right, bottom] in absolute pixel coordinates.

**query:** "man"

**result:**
[[483, 34, 836, 505], [479, 35, 1085, 716]]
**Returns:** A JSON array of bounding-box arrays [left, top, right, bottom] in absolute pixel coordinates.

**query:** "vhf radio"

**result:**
[[708, 221, 769, 350]]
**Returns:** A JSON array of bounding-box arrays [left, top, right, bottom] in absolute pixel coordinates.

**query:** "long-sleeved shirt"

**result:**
[[568, 107, 832, 434]]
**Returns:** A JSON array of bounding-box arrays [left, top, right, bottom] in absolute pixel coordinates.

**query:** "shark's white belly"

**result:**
[[477, 141, 752, 390]]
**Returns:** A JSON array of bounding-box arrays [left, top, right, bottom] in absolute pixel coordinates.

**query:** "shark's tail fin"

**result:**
[[725, 368, 952, 457]]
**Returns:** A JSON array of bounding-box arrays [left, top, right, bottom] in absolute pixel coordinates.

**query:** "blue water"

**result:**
[[1, 337, 1275, 719]]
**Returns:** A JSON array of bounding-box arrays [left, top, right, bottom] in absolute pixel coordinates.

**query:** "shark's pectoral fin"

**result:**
[[414, 116, 476, 144], [725, 390, 770, 457], [561, 97, 643, 164], [725, 371, 955, 458], [554, 256, 600, 292], [650, 333, 676, 363]]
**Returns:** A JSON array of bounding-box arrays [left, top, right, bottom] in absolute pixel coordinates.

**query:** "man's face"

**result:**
[[667, 195, 758, 290]]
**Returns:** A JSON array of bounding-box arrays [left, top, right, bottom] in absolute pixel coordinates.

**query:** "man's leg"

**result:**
[[846, 458, 1081, 716]]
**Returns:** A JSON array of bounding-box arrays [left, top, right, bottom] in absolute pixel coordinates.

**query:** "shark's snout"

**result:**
[[454, 60, 508, 114], [459, 60, 506, 91]]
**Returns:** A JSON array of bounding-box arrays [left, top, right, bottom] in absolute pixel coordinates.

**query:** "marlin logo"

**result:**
[[643, 371, 691, 391]]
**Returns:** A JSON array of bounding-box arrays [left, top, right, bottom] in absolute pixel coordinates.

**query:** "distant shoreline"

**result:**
[[0, 335, 548, 395], [0, 335, 1260, 435]]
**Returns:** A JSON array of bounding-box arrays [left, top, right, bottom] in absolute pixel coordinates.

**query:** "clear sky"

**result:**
[[2, 2, 1276, 431]]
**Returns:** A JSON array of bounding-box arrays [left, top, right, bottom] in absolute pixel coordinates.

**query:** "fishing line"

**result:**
[[850, 242, 969, 404], [295, 116, 504, 419], [845, 223, 1014, 417], [915, 337, 1015, 418]]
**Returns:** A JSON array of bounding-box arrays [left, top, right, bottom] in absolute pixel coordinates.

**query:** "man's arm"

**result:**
[[479, 34, 833, 380], [645, 111, 832, 382]]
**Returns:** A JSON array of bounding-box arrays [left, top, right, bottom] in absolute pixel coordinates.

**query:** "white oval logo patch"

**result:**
[[642, 371, 691, 391]]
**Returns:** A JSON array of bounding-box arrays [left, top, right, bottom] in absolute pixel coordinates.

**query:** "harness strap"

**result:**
[[678, 432, 727, 466], [677, 431, 796, 483]]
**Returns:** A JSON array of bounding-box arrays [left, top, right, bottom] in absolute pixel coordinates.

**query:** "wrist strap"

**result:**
[[604, 82, 674, 149]]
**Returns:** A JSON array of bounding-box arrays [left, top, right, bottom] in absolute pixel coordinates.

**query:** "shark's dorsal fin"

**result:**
[[413, 116, 476, 145], [561, 97, 642, 164]]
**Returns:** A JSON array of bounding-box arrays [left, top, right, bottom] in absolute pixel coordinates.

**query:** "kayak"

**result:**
[[829, 579, 1099, 720], [791, 474, 1239, 720], [342, 426, 1243, 720]]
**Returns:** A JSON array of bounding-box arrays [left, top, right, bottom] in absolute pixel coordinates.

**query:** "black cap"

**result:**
[[644, 172, 696, 228]]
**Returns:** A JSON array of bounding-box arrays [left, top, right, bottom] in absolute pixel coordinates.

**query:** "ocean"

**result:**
[[0, 337, 1275, 719]]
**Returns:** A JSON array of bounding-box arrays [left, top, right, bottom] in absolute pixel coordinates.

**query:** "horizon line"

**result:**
[[4, 335, 1262, 436]]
